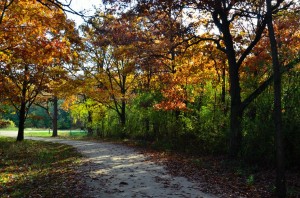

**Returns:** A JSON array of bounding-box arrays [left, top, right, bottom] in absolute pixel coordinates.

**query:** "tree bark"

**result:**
[[221, 64, 226, 104], [17, 66, 28, 141], [220, 14, 243, 158], [144, 118, 150, 140], [120, 100, 126, 126], [87, 110, 93, 136], [52, 95, 58, 137], [266, 0, 286, 197], [17, 101, 26, 141]]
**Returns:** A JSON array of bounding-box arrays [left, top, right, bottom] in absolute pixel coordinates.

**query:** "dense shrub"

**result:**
[[0, 119, 15, 128]]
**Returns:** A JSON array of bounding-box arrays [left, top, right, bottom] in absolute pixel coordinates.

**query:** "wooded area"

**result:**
[[0, 0, 299, 197]]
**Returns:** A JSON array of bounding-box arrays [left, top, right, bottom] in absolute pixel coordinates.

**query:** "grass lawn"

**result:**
[[24, 130, 87, 139], [0, 128, 88, 139], [0, 137, 86, 197]]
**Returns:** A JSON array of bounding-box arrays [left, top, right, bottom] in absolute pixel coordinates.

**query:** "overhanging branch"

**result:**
[[241, 55, 300, 112]]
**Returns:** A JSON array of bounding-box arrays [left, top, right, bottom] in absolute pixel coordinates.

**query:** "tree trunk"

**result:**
[[211, 7, 244, 158], [52, 95, 58, 137], [266, 0, 286, 197], [120, 100, 126, 126], [144, 117, 150, 140], [229, 101, 243, 158], [223, 22, 243, 159], [17, 71, 28, 141], [221, 64, 226, 104], [87, 110, 93, 136], [17, 101, 26, 141]]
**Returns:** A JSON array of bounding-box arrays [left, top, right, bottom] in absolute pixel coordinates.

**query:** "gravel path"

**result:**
[[0, 132, 217, 198]]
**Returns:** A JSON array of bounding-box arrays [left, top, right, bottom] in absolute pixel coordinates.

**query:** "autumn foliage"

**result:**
[[0, 0, 79, 140], [0, 0, 300, 197]]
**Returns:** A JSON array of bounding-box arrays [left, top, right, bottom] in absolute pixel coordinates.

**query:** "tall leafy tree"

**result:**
[[192, 0, 293, 158], [0, 0, 77, 141], [80, 14, 140, 127]]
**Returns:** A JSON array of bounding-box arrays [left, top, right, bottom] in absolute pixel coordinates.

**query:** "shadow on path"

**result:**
[[0, 132, 217, 198]]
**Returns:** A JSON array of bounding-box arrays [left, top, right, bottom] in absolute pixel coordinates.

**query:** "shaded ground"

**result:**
[[131, 145, 300, 198], [0, 131, 216, 198], [0, 136, 86, 198]]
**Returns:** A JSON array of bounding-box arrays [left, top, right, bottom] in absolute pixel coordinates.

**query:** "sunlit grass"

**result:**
[[0, 137, 86, 197], [0, 127, 91, 142], [24, 130, 88, 140], [0, 127, 18, 131]]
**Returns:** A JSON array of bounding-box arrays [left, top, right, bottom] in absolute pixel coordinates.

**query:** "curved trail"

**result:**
[[0, 132, 217, 198]]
